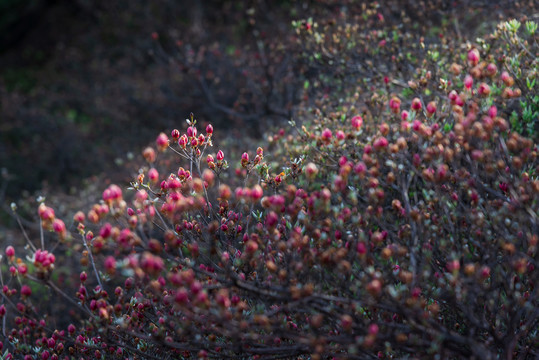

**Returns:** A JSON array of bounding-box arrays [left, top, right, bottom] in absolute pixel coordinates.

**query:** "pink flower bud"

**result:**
[[52, 219, 66, 234], [197, 134, 205, 145], [155, 133, 169, 152], [389, 97, 401, 113], [321, 128, 332, 141], [104, 256, 116, 275], [18, 264, 27, 275], [216, 150, 224, 161], [171, 129, 180, 140], [5, 246, 14, 258], [251, 184, 263, 200], [21, 285, 32, 297], [447, 259, 460, 272], [206, 124, 213, 135], [142, 147, 156, 163], [488, 105, 497, 118], [448, 90, 458, 102], [480, 266, 490, 279], [38, 204, 55, 222], [467, 48, 480, 66], [202, 169, 215, 187], [478, 82, 490, 96], [368, 323, 379, 335], [219, 184, 231, 200], [148, 168, 159, 183], [486, 63, 497, 77], [373, 137, 389, 150], [336, 130, 345, 140], [186, 126, 196, 138], [401, 110, 409, 121], [178, 134, 188, 149], [411, 98, 422, 111], [501, 71, 514, 86], [464, 74, 473, 90], [351, 115, 363, 130], [305, 162, 319, 180], [73, 211, 85, 223], [426, 101, 437, 116], [80, 271, 87, 282]]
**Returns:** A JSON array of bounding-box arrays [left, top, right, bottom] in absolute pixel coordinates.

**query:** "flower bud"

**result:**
[[501, 71, 514, 86], [486, 63, 497, 77], [178, 134, 188, 149], [426, 101, 437, 116], [351, 115, 363, 130], [389, 97, 401, 114], [5, 246, 15, 258], [411, 98, 422, 111], [305, 162, 319, 180], [321, 128, 332, 142], [142, 147, 156, 163], [467, 48, 480, 66], [241, 152, 249, 167], [216, 150, 224, 161], [478, 82, 490, 96], [155, 133, 169, 152]]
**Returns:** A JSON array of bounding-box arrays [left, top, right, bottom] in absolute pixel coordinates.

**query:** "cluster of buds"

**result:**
[[87, 202, 110, 224], [240, 147, 264, 169], [207, 150, 228, 172], [102, 184, 126, 216], [177, 167, 191, 182], [234, 184, 264, 202], [389, 97, 401, 114], [172, 114, 214, 159], [38, 203, 68, 240], [33, 249, 56, 277]]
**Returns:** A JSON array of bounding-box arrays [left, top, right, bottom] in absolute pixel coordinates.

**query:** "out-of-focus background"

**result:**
[[0, 0, 533, 214]]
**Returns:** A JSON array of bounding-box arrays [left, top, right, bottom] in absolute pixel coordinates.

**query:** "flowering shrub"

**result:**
[[1, 14, 538, 360]]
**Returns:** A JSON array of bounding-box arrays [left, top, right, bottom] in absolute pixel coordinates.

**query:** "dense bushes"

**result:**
[[1, 8, 538, 360]]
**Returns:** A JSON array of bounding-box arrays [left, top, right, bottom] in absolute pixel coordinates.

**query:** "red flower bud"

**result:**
[[21, 285, 32, 297], [351, 115, 363, 130], [467, 48, 480, 66], [216, 150, 224, 161], [321, 128, 332, 141], [178, 134, 188, 149], [478, 82, 490, 96], [464, 75, 473, 91], [5, 246, 14, 258], [411, 98, 422, 111], [156, 133, 169, 152], [426, 101, 437, 116]]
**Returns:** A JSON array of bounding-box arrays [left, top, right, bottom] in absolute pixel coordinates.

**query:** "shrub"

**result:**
[[1, 15, 538, 360]]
